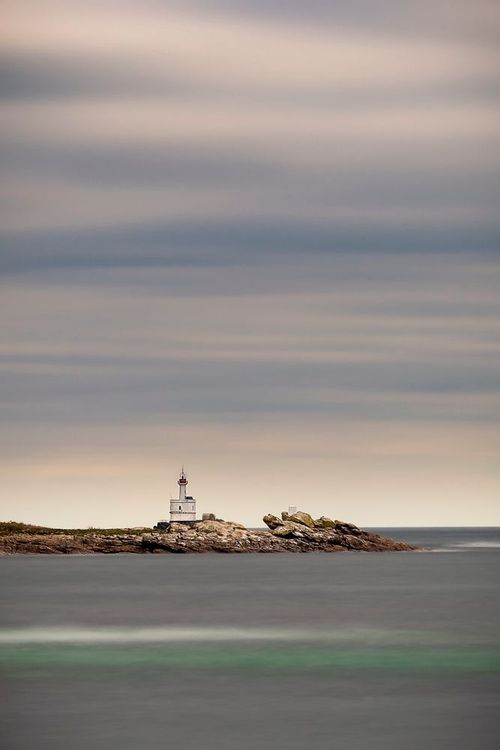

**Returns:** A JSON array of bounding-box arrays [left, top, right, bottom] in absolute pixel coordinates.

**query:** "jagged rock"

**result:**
[[288, 511, 315, 528], [271, 524, 298, 538], [226, 521, 246, 530], [0, 512, 417, 554], [314, 516, 336, 529], [334, 519, 358, 529], [333, 520, 361, 535], [168, 522, 189, 533], [263, 514, 283, 530], [195, 520, 223, 533]]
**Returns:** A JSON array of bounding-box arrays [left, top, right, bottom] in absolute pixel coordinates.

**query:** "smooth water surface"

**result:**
[[1, 528, 499, 749]]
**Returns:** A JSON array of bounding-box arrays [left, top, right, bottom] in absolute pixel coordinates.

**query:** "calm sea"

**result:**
[[1, 528, 499, 749]]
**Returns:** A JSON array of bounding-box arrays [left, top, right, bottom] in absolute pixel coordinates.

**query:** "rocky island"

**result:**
[[0, 511, 416, 554]]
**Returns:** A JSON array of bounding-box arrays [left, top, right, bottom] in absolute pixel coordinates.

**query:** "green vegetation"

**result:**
[[0, 521, 152, 537]]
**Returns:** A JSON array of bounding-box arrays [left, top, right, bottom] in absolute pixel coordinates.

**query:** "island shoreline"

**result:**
[[0, 512, 417, 555]]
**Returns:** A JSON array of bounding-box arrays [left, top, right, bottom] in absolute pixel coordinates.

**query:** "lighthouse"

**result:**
[[169, 468, 196, 523]]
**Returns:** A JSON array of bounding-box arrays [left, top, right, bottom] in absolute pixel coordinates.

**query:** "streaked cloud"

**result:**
[[1, 0, 499, 526]]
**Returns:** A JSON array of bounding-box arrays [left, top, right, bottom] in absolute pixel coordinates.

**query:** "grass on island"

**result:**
[[0, 521, 152, 537]]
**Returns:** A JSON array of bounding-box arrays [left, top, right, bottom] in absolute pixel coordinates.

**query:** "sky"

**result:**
[[1, 0, 499, 527]]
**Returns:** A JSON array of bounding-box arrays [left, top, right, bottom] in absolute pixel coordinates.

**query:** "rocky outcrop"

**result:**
[[0, 513, 416, 554], [260, 514, 415, 551]]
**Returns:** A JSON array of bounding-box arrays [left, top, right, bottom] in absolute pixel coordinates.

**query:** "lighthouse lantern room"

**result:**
[[170, 468, 196, 523]]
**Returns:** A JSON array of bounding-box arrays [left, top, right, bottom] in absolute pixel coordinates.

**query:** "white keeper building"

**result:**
[[169, 468, 196, 523]]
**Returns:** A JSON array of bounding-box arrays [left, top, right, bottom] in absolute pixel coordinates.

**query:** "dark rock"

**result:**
[[154, 521, 169, 530], [262, 514, 283, 530], [314, 516, 336, 529], [334, 520, 359, 531], [271, 524, 298, 538], [0, 511, 417, 554]]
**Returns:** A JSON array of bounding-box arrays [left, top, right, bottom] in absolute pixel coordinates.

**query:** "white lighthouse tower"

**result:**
[[169, 468, 196, 523]]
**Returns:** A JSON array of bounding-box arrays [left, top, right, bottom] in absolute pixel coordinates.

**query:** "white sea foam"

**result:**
[[0, 626, 437, 646], [451, 542, 500, 549], [425, 541, 500, 552]]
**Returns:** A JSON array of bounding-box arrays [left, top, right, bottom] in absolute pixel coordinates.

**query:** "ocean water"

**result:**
[[1, 528, 499, 750]]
